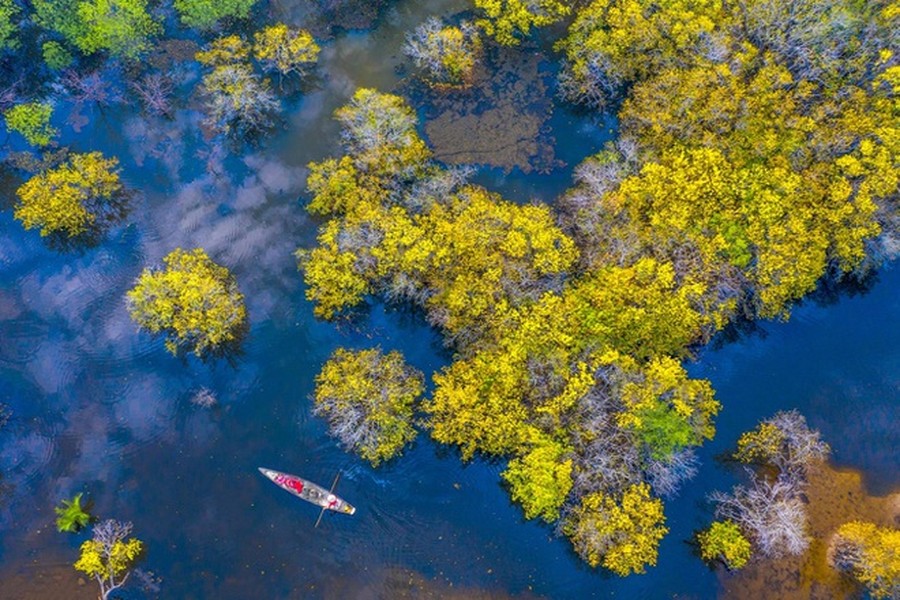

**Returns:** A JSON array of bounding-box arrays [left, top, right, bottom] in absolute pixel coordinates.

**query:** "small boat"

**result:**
[[258, 467, 356, 518]]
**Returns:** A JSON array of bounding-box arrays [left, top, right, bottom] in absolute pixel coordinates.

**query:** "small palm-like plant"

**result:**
[[55, 493, 91, 533]]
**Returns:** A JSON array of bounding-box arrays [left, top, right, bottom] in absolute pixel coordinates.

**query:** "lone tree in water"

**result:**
[[127, 248, 247, 358], [314, 348, 424, 466], [14, 152, 127, 241], [74, 519, 143, 600], [4, 101, 57, 146], [404, 18, 482, 88]]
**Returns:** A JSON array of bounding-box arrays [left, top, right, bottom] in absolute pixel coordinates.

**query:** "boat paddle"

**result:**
[[314, 471, 342, 528]]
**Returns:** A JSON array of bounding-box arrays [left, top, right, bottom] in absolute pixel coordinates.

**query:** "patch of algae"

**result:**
[[718, 462, 900, 600], [422, 45, 559, 174]]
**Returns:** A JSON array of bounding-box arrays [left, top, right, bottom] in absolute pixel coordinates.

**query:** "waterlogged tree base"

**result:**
[[718, 463, 900, 600]]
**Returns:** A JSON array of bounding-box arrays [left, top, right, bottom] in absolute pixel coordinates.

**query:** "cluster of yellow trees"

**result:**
[[302, 0, 897, 578]]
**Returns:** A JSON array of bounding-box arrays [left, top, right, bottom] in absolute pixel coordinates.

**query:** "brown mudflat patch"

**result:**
[[424, 47, 558, 174], [0, 561, 96, 600], [718, 462, 900, 599]]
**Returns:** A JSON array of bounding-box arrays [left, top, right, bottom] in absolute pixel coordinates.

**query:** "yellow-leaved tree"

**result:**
[[564, 482, 668, 575], [314, 348, 424, 466], [127, 248, 247, 358], [74, 520, 143, 600], [474, 0, 570, 46], [14, 152, 126, 240], [829, 521, 900, 599]]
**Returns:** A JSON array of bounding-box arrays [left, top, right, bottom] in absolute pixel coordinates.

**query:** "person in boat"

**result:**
[[326, 493, 338, 509]]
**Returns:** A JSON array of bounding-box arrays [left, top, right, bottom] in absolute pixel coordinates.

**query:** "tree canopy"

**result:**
[[127, 248, 248, 358], [314, 348, 424, 466], [173, 0, 257, 29], [14, 152, 126, 239]]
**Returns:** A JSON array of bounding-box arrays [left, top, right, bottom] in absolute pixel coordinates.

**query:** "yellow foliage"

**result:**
[[127, 248, 247, 357], [502, 433, 573, 522], [475, 0, 570, 46], [195, 34, 249, 66], [832, 521, 900, 599], [698, 520, 752, 570], [253, 23, 319, 76], [426, 350, 531, 460], [564, 483, 668, 575], [314, 348, 423, 466], [74, 537, 143, 579], [617, 355, 719, 459], [14, 152, 123, 238]]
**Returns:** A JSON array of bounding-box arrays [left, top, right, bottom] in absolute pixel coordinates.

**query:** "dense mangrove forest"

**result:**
[[0, 0, 897, 598]]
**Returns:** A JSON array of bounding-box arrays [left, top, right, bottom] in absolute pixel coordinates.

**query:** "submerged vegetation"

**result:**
[[54, 493, 91, 533]]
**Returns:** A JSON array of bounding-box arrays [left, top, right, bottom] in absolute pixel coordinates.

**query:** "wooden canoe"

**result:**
[[258, 467, 356, 515]]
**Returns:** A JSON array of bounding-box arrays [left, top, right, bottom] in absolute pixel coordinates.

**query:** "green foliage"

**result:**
[[4, 102, 58, 147], [0, 0, 19, 50], [564, 483, 668, 576], [502, 434, 573, 522], [174, 0, 257, 29], [253, 23, 320, 77], [475, 0, 570, 46], [126, 248, 247, 358], [42, 41, 74, 70], [831, 521, 900, 599], [14, 152, 125, 239], [617, 356, 719, 460], [34, 0, 161, 59], [698, 520, 752, 570], [55, 493, 91, 533], [314, 348, 424, 466]]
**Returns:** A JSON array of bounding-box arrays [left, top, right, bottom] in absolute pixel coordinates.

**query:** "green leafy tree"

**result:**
[[697, 520, 752, 570], [34, 0, 161, 59], [55, 493, 92, 533], [74, 520, 143, 600], [502, 434, 573, 522], [253, 23, 320, 78], [127, 248, 248, 357], [830, 521, 900, 600], [0, 0, 19, 50], [617, 356, 719, 460], [4, 102, 58, 147], [174, 0, 257, 29], [314, 348, 423, 466], [564, 483, 668, 576], [42, 41, 74, 70], [14, 152, 126, 239]]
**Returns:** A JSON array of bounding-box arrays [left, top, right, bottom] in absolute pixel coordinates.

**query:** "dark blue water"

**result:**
[[0, 1, 897, 598]]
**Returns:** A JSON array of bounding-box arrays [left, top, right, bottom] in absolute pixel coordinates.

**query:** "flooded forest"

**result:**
[[0, 0, 897, 599]]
